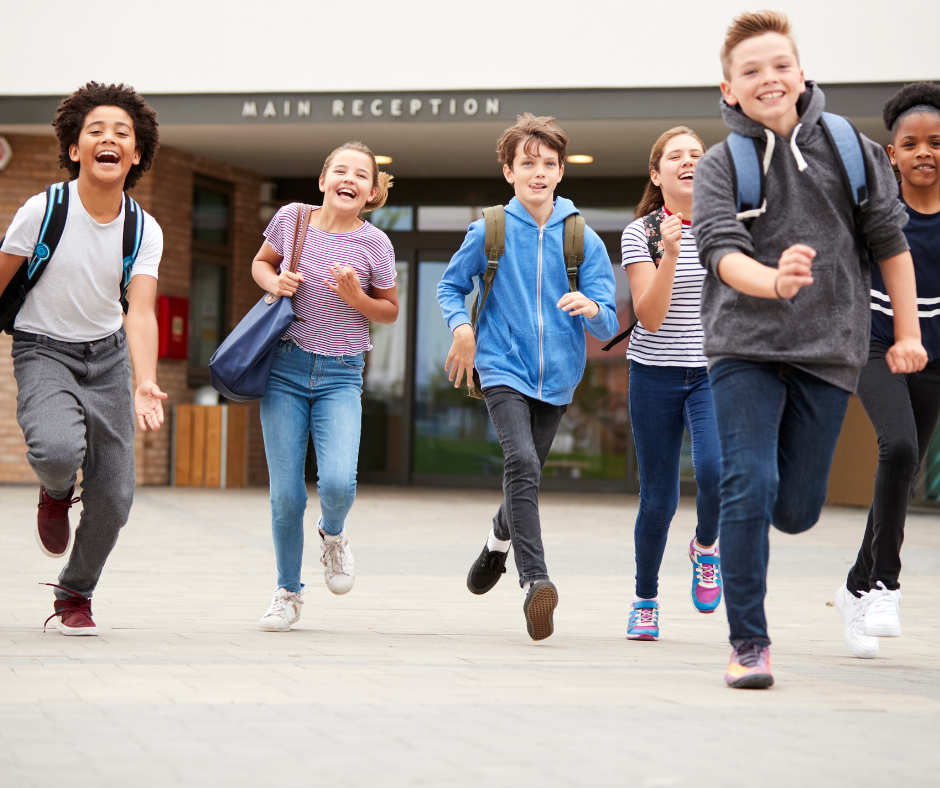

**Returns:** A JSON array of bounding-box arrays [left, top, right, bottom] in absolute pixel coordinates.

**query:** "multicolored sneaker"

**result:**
[[725, 639, 773, 689], [626, 600, 660, 641], [689, 539, 722, 613]]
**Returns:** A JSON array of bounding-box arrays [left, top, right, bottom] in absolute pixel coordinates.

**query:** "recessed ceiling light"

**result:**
[[567, 155, 594, 164], [374, 155, 393, 165]]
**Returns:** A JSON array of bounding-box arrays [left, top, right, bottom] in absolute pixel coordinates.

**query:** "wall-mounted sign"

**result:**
[[239, 96, 501, 122], [0, 136, 12, 172]]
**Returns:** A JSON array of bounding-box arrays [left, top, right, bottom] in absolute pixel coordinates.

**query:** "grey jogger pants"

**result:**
[[12, 328, 136, 599]]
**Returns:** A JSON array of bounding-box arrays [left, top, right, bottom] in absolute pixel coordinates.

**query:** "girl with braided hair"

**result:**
[[835, 82, 940, 658]]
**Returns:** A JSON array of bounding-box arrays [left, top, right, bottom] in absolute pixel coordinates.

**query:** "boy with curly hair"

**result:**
[[0, 82, 165, 635]]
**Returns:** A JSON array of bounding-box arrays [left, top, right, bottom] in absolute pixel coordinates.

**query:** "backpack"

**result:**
[[466, 204, 586, 399], [0, 182, 145, 335], [727, 111, 870, 235], [601, 208, 664, 352]]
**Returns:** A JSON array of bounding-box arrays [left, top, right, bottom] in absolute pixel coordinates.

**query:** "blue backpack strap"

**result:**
[[726, 132, 767, 222], [120, 194, 145, 313], [819, 112, 869, 212]]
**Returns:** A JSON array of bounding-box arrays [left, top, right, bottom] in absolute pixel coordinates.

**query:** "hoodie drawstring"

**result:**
[[790, 123, 808, 172]]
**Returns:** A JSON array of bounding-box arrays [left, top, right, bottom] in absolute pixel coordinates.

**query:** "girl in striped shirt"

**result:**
[[250, 141, 399, 632], [621, 127, 722, 641]]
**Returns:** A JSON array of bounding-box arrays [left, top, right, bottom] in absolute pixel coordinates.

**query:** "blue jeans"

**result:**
[[260, 339, 364, 593], [709, 359, 850, 644], [629, 361, 721, 599]]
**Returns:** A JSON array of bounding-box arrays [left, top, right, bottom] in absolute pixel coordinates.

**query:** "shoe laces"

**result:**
[[321, 535, 350, 575], [41, 583, 91, 631], [733, 639, 767, 668], [266, 588, 302, 618], [39, 493, 81, 519], [694, 558, 718, 588], [864, 581, 900, 618], [632, 605, 658, 626], [484, 550, 507, 574]]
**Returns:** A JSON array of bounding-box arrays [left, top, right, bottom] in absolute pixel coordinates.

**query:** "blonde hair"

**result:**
[[635, 127, 706, 218], [497, 113, 568, 169], [320, 141, 393, 212], [720, 10, 799, 81]]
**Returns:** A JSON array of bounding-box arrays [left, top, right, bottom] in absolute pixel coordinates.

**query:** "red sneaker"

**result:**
[[36, 486, 80, 558], [43, 584, 97, 636]]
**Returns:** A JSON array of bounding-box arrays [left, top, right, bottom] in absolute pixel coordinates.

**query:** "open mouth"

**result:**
[[679, 172, 694, 183], [529, 182, 547, 191], [914, 163, 937, 171], [95, 150, 120, 165], [337, 187, 357, 200], [758, 91, 785, 102]]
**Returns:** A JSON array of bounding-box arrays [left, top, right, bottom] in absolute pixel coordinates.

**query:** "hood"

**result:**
[[504, 196, 579, 229], [720, 80, 826, 140]]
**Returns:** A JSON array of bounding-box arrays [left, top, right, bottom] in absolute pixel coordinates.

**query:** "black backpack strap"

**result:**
[[1, 182, 70, 335], [563, 213, 585, 292], [120, 194, 145, 313]]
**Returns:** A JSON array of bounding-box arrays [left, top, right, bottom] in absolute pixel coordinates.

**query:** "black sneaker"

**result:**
[[467, 544, 509, 595], [523, 579, 558, 641]]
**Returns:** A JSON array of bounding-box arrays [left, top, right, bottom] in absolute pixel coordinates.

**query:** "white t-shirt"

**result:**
[[621, 209, 707, 367], [1, 180, 162, 342]]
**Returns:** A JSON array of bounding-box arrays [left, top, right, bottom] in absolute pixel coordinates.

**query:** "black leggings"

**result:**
[[846, 342, 940, 596]]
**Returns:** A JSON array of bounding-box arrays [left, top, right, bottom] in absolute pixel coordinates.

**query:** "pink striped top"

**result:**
[[264, 204, 397, 356]]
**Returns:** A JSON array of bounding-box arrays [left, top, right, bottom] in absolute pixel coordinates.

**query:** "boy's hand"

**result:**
[[325, 264, 364, 308], [445, 324, 476, 389], [661, 213, 683, 259], [886, 337, 928, 374], [557, 292, 599, 319], [273, 269, 304, 298], [775, 244, 816, 299], [135, 380, 168, 432]]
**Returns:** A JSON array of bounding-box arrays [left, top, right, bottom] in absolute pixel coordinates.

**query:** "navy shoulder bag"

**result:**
[[209, 204, 312, 401]]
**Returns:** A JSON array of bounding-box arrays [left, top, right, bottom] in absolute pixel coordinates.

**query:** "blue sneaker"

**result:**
[[689, 539, 722, 613], [627, 599, 660, 641]]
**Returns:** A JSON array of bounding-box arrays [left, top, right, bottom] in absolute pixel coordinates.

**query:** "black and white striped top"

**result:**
[[621, 213, 707, 367], [264, 204, 397, 356]]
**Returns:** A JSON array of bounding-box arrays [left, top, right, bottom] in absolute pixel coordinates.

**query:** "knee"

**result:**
[[772, 495, 821, 534], [317, 474, 356, 511], [503, 447, 541, 483], [721, 468, 777, 523], [882, 437, 919, 481], [270, 484, 307, 522], [637, 487, 679, 527], [27, 439, 83, 487]]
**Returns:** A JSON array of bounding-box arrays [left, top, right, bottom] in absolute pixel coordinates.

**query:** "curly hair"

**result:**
[[51, 82, 159, 190], [883, 82, 940, 137]]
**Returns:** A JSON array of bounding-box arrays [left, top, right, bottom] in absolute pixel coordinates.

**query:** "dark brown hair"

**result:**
[[320, 141, 392, 212], [52, 81, 159, 190], [720, 10, 799, 81], [883, 82, 940, 137], [635, 127, 705, 218], [497, 113, 568, 169]]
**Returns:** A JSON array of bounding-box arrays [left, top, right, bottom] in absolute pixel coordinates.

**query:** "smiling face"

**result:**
[[319, 149, 378, 215], [69, 105, 141, 188], [888, 111, 940, 194], [652, 134, 704, 206], [720, 32, 806, 136], [503, 141, 564, 214]]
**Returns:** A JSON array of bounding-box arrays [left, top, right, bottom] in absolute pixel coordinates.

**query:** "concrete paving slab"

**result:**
[[0, 483, 938, 786]]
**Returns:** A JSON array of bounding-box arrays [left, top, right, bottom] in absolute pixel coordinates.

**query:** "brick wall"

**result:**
[[0, 134, 269, 487]]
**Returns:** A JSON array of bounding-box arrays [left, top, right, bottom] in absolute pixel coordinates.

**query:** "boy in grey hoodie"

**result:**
[[692, 11, 926, 689]]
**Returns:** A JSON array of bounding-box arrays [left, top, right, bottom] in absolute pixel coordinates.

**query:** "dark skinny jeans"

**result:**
[[847, 342, 940, 596], [483, 385, 567, 586]]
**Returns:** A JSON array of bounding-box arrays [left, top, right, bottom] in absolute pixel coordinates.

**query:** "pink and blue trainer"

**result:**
[[689, 538, 722, 613], [627, 599, 660, 641]]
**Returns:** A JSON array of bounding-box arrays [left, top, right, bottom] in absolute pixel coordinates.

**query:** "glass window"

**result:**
[[190, 263, 226, 367], [925, 426, 940, 501], [193, 186, 230, 245], [368, 206, 413, 232], [418, 206, 485, 232], [413, 257, 498, 475], [361, 262, 409, 473]]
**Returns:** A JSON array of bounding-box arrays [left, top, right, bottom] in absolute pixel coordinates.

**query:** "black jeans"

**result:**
[[847, 342, 940, 596], [483, 385, 567, 586]]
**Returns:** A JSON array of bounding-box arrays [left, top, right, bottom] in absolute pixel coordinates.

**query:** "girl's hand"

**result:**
[[886, 337, 928, 374], [135, 380, 168, 432], [273, 269, 304, 298], [558, 291, 599, 319], [325, 264, 364, 308], [661, 213, 683, 260], [775, 244, 816, 299], [445, 324, 476, 389]]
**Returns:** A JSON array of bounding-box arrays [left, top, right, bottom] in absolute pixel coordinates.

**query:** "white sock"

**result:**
[[486, 529, 510, 553], [693, 539, 718, 555], [522, 581, 532, 595], [633, 595, 658, 604]]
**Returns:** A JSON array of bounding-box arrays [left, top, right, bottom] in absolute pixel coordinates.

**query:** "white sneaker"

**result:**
[[320, 527, 355, 595], [834, 584, 879, 659], [259, 587, 304, 632], [863, 581, 902, 638]]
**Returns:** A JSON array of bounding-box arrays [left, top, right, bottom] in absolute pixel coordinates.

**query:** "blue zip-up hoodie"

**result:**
[[437, 197, 619, 406]]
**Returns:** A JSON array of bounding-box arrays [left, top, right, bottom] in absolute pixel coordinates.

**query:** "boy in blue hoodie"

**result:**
[[437, 114, 618, 641]]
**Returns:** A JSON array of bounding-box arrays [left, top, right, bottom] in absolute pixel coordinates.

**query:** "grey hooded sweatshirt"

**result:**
[[692, 82, 909, 392]]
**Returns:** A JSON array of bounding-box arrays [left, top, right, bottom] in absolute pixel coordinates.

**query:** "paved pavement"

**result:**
[[1, 483, 938, 787]]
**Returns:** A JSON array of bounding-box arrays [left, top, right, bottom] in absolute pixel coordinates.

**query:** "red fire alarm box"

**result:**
[[158, 295, 189, 360]]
